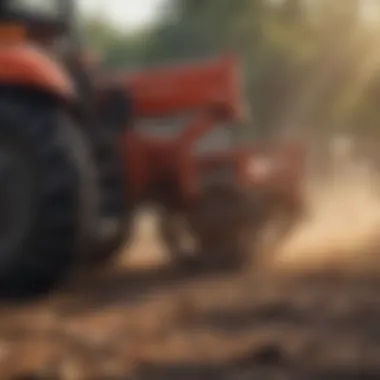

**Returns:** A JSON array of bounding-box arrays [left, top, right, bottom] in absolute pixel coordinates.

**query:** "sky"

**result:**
[[78, 0, 166, 30]]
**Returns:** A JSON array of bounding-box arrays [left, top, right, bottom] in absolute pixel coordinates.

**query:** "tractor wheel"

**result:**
[[89, 136, 131, 266], [188, 185, 255, 272], [161, 186, 253, 271], [0, 93, 97, 300], [198, 226, 254, 271]]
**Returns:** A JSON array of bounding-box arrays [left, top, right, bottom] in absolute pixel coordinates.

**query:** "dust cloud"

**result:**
[[120, 141, 380, 276], [274, 147, 380, 275]]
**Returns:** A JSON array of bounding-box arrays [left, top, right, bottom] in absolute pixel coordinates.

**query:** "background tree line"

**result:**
[[81, 0, 380, 159]]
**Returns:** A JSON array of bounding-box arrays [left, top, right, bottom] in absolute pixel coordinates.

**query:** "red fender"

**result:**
[[0, 44, 75, 100]]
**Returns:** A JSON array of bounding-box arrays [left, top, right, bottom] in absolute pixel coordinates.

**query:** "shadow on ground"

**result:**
[[56, 263, 243, 315]]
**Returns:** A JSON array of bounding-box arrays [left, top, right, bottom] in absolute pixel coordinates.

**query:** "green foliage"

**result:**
[[80, 0, 380, 139], [80, 17, 151, 67]]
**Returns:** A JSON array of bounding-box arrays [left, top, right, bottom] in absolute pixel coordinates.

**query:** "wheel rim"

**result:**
[[0, 145, 34, 267]]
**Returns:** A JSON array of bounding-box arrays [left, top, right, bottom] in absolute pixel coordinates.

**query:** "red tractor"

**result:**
[[0, 0, 306, 299], [109, 57, 306, 270]]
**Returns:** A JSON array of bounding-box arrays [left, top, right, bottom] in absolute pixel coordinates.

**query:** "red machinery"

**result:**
[[0, 0, 306, 299], [117, 56, 306, 269]]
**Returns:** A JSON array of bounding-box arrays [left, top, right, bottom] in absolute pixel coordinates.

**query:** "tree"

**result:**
[[80, 0, 380, 143]]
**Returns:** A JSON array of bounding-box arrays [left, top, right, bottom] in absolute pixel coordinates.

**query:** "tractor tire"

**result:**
[[198, 227, 254, 271], [0, 93, 97, 300], [89, 136, 131, 266], [161, 185, 255, 272], [191, 185, 255, 271]]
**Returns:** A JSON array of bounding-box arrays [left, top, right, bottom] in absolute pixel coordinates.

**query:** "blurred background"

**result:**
[[5, 1, 380, 379], [79, 0, 380, 172]]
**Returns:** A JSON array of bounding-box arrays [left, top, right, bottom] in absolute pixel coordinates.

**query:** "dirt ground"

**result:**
[[2, 176, 380, 380]]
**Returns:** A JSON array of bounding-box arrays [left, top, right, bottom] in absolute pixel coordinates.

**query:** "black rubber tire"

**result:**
[[0, 93, 97, 300], [159, 184, 253, 273], [65, 58, 131, 266], [188, 185, 254, 271], [89, 135, 131, 265]]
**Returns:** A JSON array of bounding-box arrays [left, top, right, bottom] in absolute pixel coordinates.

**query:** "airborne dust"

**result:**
[[1, 139, 380, 379], [273, 138, 380, 276], [126, 137, 380, 278]]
